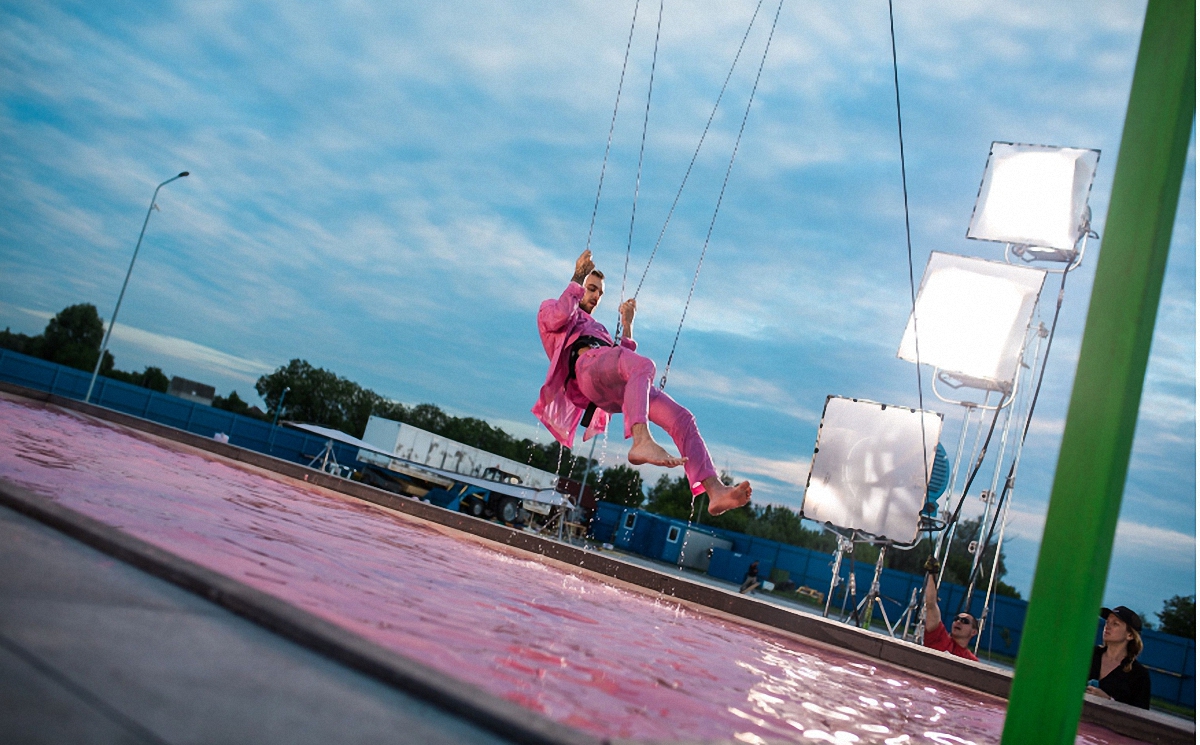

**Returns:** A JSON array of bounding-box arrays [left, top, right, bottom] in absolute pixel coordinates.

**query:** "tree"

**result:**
[[884, 517, 1020, 598], [597, 465, 644, 507], [213, 390, 266, 419], [0, 327, 40, 356], [252, 360, 565, 473], [644, 474, 701, 521], [1157, 595, 1195, 638], [40, 304, 113, 373], [105, 365, 169, 392], [256, 359, 383, 435]]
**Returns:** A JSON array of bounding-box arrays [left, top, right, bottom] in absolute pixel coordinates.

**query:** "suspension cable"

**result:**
[[961, 267, 1071, 605], [585, 0, 642, 255], [621, 0, 767, 311], [659, 0, 785, 390], [619, 0, 666, 315], [886, 0, 933, 558]]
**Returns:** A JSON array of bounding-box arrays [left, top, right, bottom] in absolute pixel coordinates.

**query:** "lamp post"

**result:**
[[85, 171, 190, 404], [272, 386, 290, 427]]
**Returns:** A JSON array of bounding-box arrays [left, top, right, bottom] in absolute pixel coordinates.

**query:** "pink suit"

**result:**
[[533, 281, 718, 496]]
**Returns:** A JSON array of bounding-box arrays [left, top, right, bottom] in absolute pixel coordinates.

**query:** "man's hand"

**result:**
[[618, 298, 636, 338], [923, 555, 941, 576], [572, 250, 595, 285]]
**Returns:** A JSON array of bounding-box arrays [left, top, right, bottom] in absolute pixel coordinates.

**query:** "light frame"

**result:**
[[898, 252, 1046, 391], [801, 395, 944, 544], [967, 141, 1100, 256]]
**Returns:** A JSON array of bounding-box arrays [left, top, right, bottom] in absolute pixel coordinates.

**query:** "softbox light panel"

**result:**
[[802, 396, 943, 544], [898, 252, 1046, 389], [967, 141, 1100, 252]]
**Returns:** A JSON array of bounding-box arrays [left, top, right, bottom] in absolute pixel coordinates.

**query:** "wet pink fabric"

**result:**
[[575, 346, 718, 495], [532, 281, 626, 447], [0, 398, 1143, 745]]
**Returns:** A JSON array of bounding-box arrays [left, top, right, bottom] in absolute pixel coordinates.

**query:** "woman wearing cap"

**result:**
[[1085, 606, 1152, 709]]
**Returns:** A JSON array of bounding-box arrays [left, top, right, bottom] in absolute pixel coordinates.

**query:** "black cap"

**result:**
[[1101, 606, 1143, 633]]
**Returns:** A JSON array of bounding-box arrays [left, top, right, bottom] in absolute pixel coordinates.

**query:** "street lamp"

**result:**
[[272, 386, 290, 427], [85, 171, 190, 404]]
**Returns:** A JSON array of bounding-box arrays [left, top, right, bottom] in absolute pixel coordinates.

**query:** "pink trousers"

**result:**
[[574, 346, 718, 495]]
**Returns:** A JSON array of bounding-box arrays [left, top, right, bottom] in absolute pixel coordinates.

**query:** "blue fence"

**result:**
[[0, 349, 365, 472], [590, 502, 1195, 708]]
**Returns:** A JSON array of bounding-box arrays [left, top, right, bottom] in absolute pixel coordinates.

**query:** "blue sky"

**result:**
[[1, 0, 1193, 618]]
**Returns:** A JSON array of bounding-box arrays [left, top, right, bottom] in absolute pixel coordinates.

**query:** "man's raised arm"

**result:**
[[923, 558, 943, 632], [540, 250, 593, 332]]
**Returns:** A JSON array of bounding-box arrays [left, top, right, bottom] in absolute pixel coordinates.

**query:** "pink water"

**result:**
[[0, 397, 1142, 745]]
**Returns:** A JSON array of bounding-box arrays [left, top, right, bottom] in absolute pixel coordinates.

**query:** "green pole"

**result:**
[[1001, 1, 1194, 743]]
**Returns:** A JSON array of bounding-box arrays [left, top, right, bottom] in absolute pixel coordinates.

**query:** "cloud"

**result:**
[[0, 302, 271, 383], [0, 0, 1191, 609], [666, 366, 821, 424], [1000, 505, 1195, 558], [107, 324, 274, 382]]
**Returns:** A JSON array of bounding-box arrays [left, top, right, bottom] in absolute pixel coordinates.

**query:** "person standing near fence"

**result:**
[[1086, 606, 1152, 709]]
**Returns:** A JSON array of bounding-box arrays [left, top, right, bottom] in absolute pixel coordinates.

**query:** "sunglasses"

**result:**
[[953, 614, 976, 626]]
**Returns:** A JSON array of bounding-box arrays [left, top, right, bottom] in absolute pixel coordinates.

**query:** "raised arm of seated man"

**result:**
[[921, 561, 979, 662]]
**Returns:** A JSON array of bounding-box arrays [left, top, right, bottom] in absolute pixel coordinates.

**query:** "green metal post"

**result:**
[[1001, 1, 1194, 743]]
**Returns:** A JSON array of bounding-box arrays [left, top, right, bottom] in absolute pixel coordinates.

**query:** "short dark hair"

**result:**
[[588, 269, 605, 281]]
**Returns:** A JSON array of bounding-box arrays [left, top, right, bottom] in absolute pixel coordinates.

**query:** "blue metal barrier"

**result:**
[[588, 501, 1195, 708], [0, 349, 364, 473]]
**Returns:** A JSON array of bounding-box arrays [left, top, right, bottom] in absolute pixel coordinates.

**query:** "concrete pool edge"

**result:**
[[0, 476, 602, 745], [1, 384, 1192, 745]]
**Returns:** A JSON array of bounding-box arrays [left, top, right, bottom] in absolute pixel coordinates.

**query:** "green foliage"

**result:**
[[41, 304, 112, 372], [885, 517, 1019, 598], [640, 475, 833, 552], [0, 327, 41, 356], [644, 474, 702, 521], [254, 359, 567, 473], [213, 390, 266, 419], [597, 465, 644, 507], [104, 366, 170, 392], [1156, 594, 1195, 638]]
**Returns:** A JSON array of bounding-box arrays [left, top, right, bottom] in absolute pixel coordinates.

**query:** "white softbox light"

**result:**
[[898, 252, 1046, 390], [967, 141, 1100, 253], [802, 396, 943, 544]]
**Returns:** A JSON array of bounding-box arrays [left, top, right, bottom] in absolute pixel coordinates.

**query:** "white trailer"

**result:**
[[357, 416, 568, 521]]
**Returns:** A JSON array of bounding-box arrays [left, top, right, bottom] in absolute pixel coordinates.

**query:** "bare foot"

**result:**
[[704, 478, 751, 515], [628, 424, 687, 468]]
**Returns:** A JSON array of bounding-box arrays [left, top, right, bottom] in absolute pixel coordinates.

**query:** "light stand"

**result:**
[[823, 534, 853, 618], [85, 172, 189, 404]]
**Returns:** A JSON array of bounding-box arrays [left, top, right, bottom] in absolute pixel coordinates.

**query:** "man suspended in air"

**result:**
[[533, 249, 751, 515]]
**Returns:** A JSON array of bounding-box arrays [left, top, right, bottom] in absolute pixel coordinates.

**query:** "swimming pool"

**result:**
[[0, 397, 1143, 744]]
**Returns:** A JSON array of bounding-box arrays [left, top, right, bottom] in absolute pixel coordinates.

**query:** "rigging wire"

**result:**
[[585, 0, 643, 256], [959, 264, 1072, 609], [886, 0, 933, 559], [618, 0, 767, 319], [619, 0, 667, 312], [659, 0, 785, 390]]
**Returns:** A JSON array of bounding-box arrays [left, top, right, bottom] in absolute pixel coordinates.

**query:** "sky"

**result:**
[[0, 0, 1194, 619]]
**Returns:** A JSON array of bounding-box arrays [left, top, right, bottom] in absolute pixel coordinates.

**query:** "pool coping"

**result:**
[[0, 383, 1192, 745]]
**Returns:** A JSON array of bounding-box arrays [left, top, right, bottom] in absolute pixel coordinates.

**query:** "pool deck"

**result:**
[[0, 502, 558, 745], [0, 383, 1193, 745]]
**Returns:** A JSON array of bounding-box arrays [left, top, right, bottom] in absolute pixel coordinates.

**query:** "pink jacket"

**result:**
[[532, 281, 636, 448]]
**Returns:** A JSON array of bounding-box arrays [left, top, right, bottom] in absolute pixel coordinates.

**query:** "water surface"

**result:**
[[0, 399, 1143, 745]]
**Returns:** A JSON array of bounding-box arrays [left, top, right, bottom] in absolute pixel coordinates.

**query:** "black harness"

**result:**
[[567, 335, 613, 428]]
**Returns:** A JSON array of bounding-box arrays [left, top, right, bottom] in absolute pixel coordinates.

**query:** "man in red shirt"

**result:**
[[921, 558, 979, 662]]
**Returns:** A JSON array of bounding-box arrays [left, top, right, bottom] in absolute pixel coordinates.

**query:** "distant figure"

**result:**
[[1086, 606, 1152, 709], [921, 557, 979, 662], [740, 561, 761, 594], [533, 249, 752, 515]]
